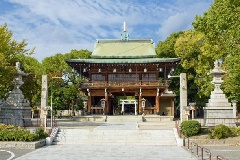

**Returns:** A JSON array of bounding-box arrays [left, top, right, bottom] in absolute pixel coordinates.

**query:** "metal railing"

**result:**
[[184, 138, 228, 160], [216, 155, 228, 160], [175, 120, 181, 138]]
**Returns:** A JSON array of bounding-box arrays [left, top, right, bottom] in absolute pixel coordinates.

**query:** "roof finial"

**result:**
[[121, 21, 129, 40], [123, 21, 126, 32]]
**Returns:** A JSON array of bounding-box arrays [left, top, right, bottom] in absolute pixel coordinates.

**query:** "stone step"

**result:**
[[53, 141, 177, 145], [106, 116, 143, 122], [53, 128, 177, 146]]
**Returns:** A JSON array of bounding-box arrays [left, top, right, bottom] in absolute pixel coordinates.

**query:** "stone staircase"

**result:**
[[53, 123, 177, 146], [106, 115, 142, 122], [73, 115, 174, 122]]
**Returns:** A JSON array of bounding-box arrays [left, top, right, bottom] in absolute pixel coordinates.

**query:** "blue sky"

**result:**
[[0, 0, 213, 61]]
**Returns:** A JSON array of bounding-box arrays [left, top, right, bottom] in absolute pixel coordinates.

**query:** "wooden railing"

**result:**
[[81, 80, 169, 88]]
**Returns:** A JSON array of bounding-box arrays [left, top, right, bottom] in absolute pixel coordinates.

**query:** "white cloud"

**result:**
[[157, 1, 212, 40], [0, 0, 213, 61]]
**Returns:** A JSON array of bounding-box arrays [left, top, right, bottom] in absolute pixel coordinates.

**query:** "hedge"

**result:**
[[0, 123, 47, 142]]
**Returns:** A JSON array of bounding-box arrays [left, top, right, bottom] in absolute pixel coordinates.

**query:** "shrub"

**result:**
[[0, 123, 15, 130], [208, 124, 233, 139], [0, 124, 47, 142], [36, 128, 48, 139], [180, 120, 201, 137], [230, 126, 240, 137]]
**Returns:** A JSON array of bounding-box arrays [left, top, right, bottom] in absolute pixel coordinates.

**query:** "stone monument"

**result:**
[[0, 62, 31, 126], [40, 75, 48, 126], [203, 60, 235, 126]]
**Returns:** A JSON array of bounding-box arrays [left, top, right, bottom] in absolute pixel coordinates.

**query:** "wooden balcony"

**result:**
[[81, 80, 169, 89]]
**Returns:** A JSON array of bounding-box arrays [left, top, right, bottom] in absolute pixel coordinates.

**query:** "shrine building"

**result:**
[[65, 23, 180, 116]]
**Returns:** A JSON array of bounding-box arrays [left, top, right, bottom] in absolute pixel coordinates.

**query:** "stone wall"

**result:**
[[0, 139, 46, 149]]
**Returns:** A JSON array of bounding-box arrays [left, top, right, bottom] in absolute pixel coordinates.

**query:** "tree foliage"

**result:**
[[193, 0, 240, 107], [41, 49, 91, 113], [0, 23, 34, 98], [157, 0, 240, 111], [156, 31, 183, 58], [174, 30, 214, 99]]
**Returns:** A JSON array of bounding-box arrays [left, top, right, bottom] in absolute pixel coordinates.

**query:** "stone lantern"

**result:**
[[184, 106, 191, 121], [141, 98, 146, 116], [189, 102, 196, 119]]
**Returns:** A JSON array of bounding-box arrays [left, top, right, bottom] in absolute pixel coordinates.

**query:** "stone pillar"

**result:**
[[134, 101, 137, 115], [121, 101, 124, 114], [41, 75, 48, 124], [180, 73, 188, 122], [232, 100, 237, 118]]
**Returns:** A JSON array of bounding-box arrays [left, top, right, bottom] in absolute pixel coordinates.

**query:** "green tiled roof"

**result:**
[[65, 58, 181, 64], [91, 39, 156, 58]]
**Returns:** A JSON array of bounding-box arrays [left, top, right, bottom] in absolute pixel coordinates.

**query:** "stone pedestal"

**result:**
[[203, 60, 235, 126]]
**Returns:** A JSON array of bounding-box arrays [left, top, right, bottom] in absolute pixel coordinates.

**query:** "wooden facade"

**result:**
[[65, 29, 180, 116]]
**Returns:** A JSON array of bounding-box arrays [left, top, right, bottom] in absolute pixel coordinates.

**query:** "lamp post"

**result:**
[[51, 77, 62, 128], [168, 73, 187, 122]]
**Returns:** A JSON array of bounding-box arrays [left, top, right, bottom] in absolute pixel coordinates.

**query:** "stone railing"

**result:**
[[46, 127, 59, 145]]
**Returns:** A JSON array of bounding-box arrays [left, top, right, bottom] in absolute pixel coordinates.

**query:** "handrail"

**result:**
[[201, 147, 211, 160], [175, 120, 181, 138], [185, 138, 229, 160], [216, 155, 228, 160]]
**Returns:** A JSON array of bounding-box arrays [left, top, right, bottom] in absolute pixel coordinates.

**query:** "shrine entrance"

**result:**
[[120, 99, 138, 115]]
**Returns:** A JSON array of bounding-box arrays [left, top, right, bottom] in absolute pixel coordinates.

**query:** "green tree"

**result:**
[[174, 30, 214, 101], [156, 31, 183, 58], [0, 23, 34, 98], [41, 49, 91, 113], [193, 0, 240, 109]]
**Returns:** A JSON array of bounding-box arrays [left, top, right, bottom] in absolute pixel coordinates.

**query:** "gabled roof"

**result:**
[[91, 39, 156, 59]]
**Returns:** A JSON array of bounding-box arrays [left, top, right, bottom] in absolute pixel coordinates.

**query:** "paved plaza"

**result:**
[[1, 120, 240, 159], [13, 144, 197, 160]]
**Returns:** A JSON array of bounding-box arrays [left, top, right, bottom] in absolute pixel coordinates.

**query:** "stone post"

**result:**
[[232, 100, 237, 118], [41, 75, 48, 126], [180, 73, 188, 122]]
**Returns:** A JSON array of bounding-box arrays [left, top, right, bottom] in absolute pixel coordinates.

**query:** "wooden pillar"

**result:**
[[87, 95, 91, 113], [105, 94, 108, 115], [138, 95, 142, 113], [155, 96, 159, 114], [171, 98, 174, 116]]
